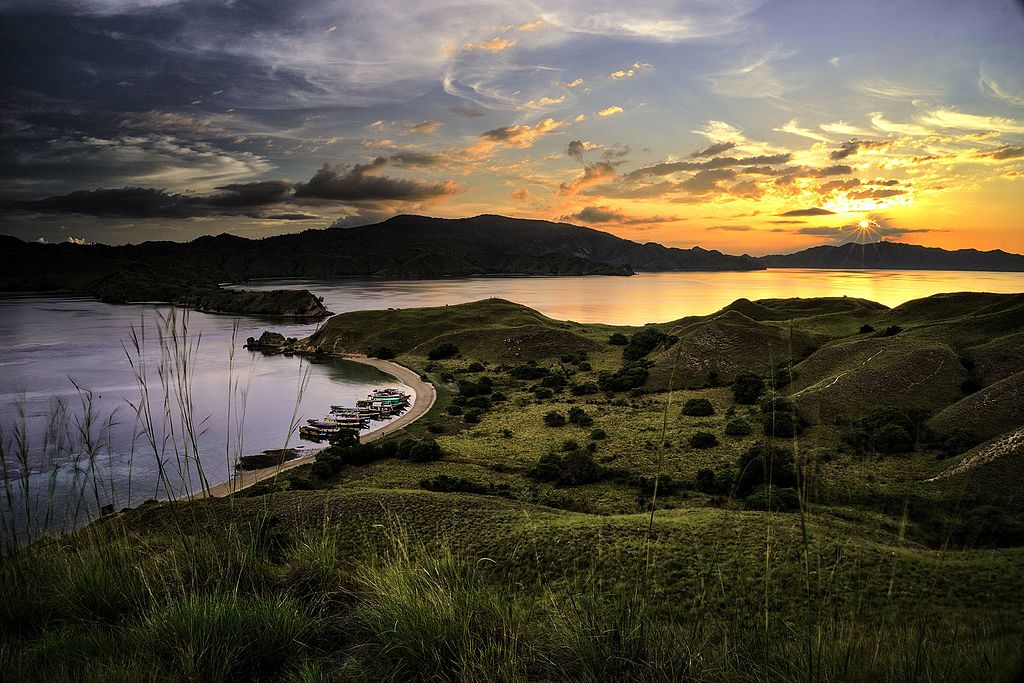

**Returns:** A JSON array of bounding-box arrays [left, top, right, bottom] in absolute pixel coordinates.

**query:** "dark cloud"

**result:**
[[830, 139, 890, 160], [768, 220, 806, 224], [387, 151, 447, 167], [559, 205, 682, 225], [808, 164, 853, 176], [777, 207, 836, 217], [791, 217, 939, 242], [847, 188, 905, 200], [481, 125, 524, 141], [450, 106, 485, 117], [625, 153, 792, 180], [980, 145, 1024, 160], [566, 140, 596, 162], [680, 169, 737, 194], [817, 178, 861, 193], [210, 180, 295, 206], [690, 141, 736, 158], [706, 224, 753, 231], [559, 161, 617, 195], [293, 160, 457, 201]]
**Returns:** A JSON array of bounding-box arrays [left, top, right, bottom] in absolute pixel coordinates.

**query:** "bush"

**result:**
[[426, 423, 445, 435], [466, 361, 485, 372], [568, 406, 593, 427], [578, 361, 592, 371], [463, 409, 482, 425], [466, 396, 492, 410], [534, 387, 554, 399], [735, 441, 797, 497], [544, 411, 567, 427], [724, 418, 753, 436], [744, 485, 800, 512], [491, 392, 507, 402], [597, 361, 651, 392], [446, 404, 463, 416], [694, 468, 716, 493], [541, 374, 568, 389], [689, 431, 718, 449], [371, 346, 397, 359], [859, 324, 875, 334], [874, 423, 913, 454], [732, 371, 765, 404], [883, 325, 903, 337], [682, 397, 714, 416], [562, 439, 580, 452], [571, 382, 599, 396], [608, 332, 629, 345], [590, 428, 607, 440], [408, 440, 443, 462], [427, 342, 459, 360], [940, 428, 978, 459], [623, 328, 677, 361], [509, 364, 550, 380]]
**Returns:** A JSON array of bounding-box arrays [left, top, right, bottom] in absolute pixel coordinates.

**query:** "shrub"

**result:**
[[859, 324, 875, 334], [446, 404, 463, 416], [463, 409, 482, 424], [571, 382, 599, 396], [883, 325, 903, 337], [744, 485, 800, 512], [590, 428, 607, 440], [466, 396, 492, 410], [509, 364, 550, 380], [940, 428, 978, 459], [874, 423, 913, 454], [735, 441, 797, 497], [623, 328, 677, 361], [724, 418, 753, 436], [560, 450, 602, 485], [372, 346, 397, 359], [534, 387, 554, 399], [597, 361, 651, 392], [578, 361, 592, 371], [543, 411, 567, 427], [732, 371, 765, 404], [426, 423, 445, 435], [427, 342, 459, 360], [682, 397, 714, 416], [466, 361, 485, 372], [562, 439, 580, 452], [568, 406, 593, 427], [530, 452, 564, 481], [408, 440, 443, 462], [695, 468, 716, 493], [541, 374, 568, 389], [608, 332, 629, 345], [689, 431, 718, 449], [491, 392, 507, 402]]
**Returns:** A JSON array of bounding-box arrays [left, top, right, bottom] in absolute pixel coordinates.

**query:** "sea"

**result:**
[[2, 268, 1022, 539]]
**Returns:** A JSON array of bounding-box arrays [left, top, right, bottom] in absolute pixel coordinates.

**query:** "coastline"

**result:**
[[200, 355, 436, 498]]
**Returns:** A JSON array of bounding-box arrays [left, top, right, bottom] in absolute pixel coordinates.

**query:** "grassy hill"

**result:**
[[4, 291, 1024, 681]]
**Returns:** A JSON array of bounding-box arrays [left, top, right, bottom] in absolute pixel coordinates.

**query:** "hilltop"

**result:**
[[759, 240, 1024, 271]]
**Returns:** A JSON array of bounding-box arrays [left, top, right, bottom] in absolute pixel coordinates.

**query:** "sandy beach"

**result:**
[[201, 355, 436, 498]]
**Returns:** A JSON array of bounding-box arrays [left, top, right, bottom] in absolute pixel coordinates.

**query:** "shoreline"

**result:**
[[200, 355, 436, 498]]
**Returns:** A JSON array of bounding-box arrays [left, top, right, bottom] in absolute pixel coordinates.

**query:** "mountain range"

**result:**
[[1, 215, 1022, 310]]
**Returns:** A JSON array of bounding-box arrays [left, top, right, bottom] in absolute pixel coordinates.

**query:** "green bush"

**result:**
[[544, 411, 567, 427], [534, 387, 554, 399], [732, 371, 765, 405], [597, 361, 651, 392], [622, 328, 677, 361], [744, 485, 800, 512], [568, 406, 593, 427], [446, 404, 463, 416], [608, 332, 629, 345], [682, 398, 714, 416], [735, 441, 797, 497], [874, 423, 913, 454], [695, 468, 716, 493], [463, 409, 482, 425], [371, 346, 396, 359], [724, 418, 753, 436], [571, 382, 599, 396], [689, 431, 718, 449], [466, 396, 492, 410], [466, 361, 485, 372], [542, 374, 568, 389], [562, 439, 580, 451], [427, 342, 459, 360], [590, 428, 607, 440]]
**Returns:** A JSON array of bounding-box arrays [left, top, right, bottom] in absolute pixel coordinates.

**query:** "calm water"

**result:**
[[3, 268, 1023, 540], [235, 268, 1024, 325], [0, 295, 405, 539]]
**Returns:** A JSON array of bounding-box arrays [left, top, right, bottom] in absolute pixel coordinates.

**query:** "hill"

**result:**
[[759, 240, 1024, 271]]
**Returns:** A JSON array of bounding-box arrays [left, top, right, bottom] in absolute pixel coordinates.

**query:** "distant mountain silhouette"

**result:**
[[758, 241, 1024, 271]]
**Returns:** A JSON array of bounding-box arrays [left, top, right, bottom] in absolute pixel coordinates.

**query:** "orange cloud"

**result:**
[[597, 105, 624, 117]]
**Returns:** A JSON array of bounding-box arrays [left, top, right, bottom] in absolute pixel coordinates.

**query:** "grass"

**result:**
[[3, 292, 1024, 680]]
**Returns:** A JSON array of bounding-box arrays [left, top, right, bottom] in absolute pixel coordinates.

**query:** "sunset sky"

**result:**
[[1, 0, 1023, 254]]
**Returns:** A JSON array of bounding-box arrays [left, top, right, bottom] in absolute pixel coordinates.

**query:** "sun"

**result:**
[[857, 219, 872, 230]]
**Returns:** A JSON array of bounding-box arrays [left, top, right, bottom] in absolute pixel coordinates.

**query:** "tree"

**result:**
[[735, 441, 797, 497], [543, 411, 567, 427], [690, 431, 718, 449], [725, 418, 753, 436], [608, 332, 629, 345], [427, 342, 459, 360], [874, 423, 913, 454]]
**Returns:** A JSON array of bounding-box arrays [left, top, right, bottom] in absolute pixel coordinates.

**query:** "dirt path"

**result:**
[[201, 356, 436, 498]]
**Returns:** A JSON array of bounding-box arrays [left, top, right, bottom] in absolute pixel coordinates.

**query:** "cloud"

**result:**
[[854, 78, 942, 100], [470, 117, 565, 156], [706, 224, 753, 231], [625, 153, 793, 180], [511, 187, 531, 202], [829, 139, 890, 160], [777, 207, 835, 217], [690, 141, 737, 158], [597, 105, 624, 117], [775, 119, 828, 142], [977, 145, 1024, 161], [450, 106, 485, 117], [693, 120, 746, 144], [294, 159, 457, 201], [387, 151, 449, 167], [920, 108, 1024, 134], [566, 139, 600, 162], [405, 120, 444, 135], [609, 62, 652, 79], [793, 217, 937, 242], [559, 161, 617, 195], [979, 66, 1024, 106], [560, 205, 681, 225], [869, 113, 932, 136], [819, 121, 871, 136], [560, 78, 585, 88], [680, 168, 736, 194], [461, 37, 516, 52]]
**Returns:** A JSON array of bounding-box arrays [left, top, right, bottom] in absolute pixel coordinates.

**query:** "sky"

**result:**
[[1, 0, 1023, 255]]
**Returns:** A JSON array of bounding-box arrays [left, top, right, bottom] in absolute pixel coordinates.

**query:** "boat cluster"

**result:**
[[299, 388, 412, 441]]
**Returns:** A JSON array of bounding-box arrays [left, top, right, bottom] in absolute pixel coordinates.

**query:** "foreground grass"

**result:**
[[2, 494, 1022, 682]]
